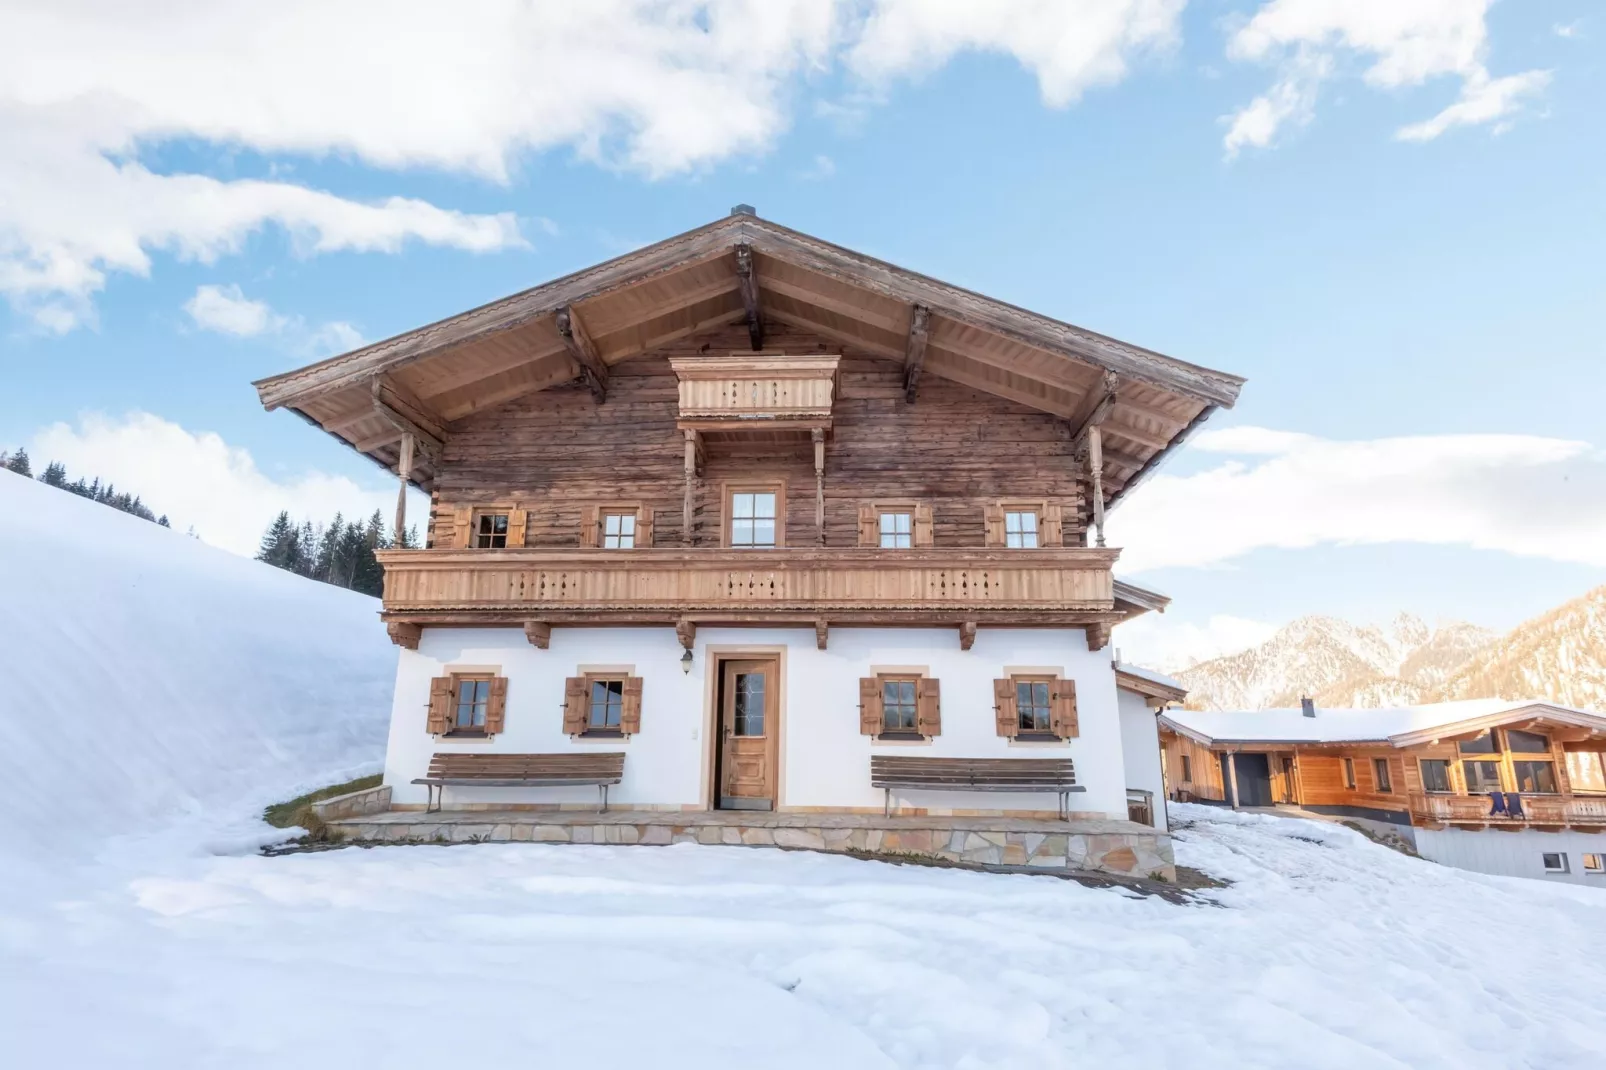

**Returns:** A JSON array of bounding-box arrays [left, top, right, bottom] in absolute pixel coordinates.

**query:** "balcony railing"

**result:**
[[375, 546, 1120, 627], [1407, 793, 1606, 826]]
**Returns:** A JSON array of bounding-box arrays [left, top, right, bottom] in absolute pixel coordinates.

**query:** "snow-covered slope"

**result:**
[[0, 470, 394, 859]]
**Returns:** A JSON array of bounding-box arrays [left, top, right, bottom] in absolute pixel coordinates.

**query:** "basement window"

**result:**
[[1542, 853, 1569, 874], [1583, 854, 1604, 875]]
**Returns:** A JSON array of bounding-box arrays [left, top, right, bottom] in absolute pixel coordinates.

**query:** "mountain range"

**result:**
[[1173, 585, 1606, 712]]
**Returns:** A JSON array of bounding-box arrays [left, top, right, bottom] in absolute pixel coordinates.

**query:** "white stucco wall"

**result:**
[[384, 624, 1129, 818], [1413, 827, 1606, 887], [1117, 689, 1167, 831]]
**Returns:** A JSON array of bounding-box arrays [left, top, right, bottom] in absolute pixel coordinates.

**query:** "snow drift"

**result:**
[[0, 470, 394, 858]]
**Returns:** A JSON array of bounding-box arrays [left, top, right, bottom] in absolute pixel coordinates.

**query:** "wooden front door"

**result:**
[[719, 658, 778, 810]]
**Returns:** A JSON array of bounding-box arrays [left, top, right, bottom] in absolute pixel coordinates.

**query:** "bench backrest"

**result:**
[[870, 755, 1076, 788], [425, 751, 625, 782]]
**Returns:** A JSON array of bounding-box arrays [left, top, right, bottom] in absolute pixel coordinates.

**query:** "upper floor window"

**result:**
[[1419, 758, 1452, 793], [1458, 731, 1498, 754], [1463, 760, 1502, 794], [1004, 510, 1039, 548], [602, 510, 636, 549], [452, 674, 492, 734], [879, 511, 912, 549], [474, 512, 509, 548], [1567, 750, 1606, 793], [1506, 729, 1550, 754], [729, 490, 779, 548]]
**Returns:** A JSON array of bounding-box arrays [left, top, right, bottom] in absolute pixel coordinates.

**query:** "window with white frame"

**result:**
[[729, 491, 778, 548], [878, 510, 912, 548], [1004, 510, 1038, 548], [601, 510, 636, 549]]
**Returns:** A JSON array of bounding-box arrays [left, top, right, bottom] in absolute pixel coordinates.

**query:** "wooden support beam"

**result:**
[[1085, 622, 1111, 652], [675, 618, 697, 652], [386, 622, 421, 650], [523, 621, 551, 649], [959, 620, 977, 651], [393, 432, 414, 546], [902, 304, 931, 403], [555, 305, 609, 403], [682, 428, 700, 546], [734, 244, 764, 351], [1101, 419, 1172, 451], [371, 378, 443, 461], [812, 427, 826, 546], [815, 619, 829, 650], [1087, 424, 1107, 547], [1069, 371, 1119, 442], [1227, 751, 1241, 810]]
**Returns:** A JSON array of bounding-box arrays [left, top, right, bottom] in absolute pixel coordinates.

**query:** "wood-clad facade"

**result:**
[[252, 210, 1243, 869]]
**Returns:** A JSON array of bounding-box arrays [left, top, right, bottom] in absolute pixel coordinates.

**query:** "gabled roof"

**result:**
[[253, 208, 1243, 497], [1160, 699, 1606, 748], [1115, 663, 1188, 706]]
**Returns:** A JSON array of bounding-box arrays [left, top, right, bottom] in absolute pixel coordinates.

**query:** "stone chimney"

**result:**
[[1301, 696, 1316, 718]]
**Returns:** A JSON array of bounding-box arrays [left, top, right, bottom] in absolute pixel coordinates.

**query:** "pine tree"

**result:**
[[39, 462, 66, 487], [158, 515, 170, 528], [4, 448, 31, 477], [314, 514, 344, 583], [257, 511, 298, 568]]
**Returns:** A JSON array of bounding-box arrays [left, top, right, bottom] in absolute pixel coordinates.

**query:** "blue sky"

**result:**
[[3, 1, 1602, 666]]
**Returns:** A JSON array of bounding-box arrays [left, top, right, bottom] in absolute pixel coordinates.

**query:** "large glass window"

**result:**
[[881, 677, 918, 732], [1004, 510, 1039, 549], [1506, 729, 1550, 754], [1512, 761, 1558, 794], [1016, 679, 1052, 732], [1419, 758, 1452, 793], [1457, 731, 1498, 754], [1463, 760, 1503, 794], [1566, 751, 1606, 793], [878, 511, 912, 549], [730, 491, 778, 548]]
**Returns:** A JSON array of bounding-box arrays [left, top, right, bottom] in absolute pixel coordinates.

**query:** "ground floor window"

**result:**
[[451, 675, 492, 734], [1372, 758, 1392, 793], [1015, 677, 1052, 733], [1181, 755, 1193, 783], [1463, 760, 1502, 794], [1583, 854, 1604, 875], [587, 677, 625, 733], [880, 676, 918, 733], [1419, 758, 1452, 792], [1512, 760, 1558, 794], [1542, 853, 1569, 874], [1342, 757, 1356, 790]]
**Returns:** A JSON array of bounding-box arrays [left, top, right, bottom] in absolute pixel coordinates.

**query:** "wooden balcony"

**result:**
[[1407, 793, 1606, 828], [376, 546, 1121, 638]]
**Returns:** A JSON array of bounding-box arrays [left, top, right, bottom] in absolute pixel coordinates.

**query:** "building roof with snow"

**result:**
[[1160, 698, 1606, 749], [1114, 662, 1188, 706]]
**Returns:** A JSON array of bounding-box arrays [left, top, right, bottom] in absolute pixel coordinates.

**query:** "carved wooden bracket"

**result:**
[[1085, 622, 1112, 652], [902, 303, 931, 403], [675, 618, 697, 651], [524, 621, 552, 649], [958, 620, 977, 651], [386, 622, 422, 650], [555, 305, 609, 403], [734, 243, 763, 351], [815, 619, 829, 650]]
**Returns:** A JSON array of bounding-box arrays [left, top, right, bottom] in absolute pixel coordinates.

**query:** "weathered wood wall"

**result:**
[[429, 323, 1087, 549]]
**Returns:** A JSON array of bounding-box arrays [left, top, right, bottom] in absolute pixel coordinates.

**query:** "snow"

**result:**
[[4, 468, 1606, 1068], [1162, 697, 1597, 745], [1114, 661, 1185, 691]]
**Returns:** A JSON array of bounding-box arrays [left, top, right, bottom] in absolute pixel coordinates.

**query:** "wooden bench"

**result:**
[[870, 756, 1086, 819], [413, 752, 625, 813]]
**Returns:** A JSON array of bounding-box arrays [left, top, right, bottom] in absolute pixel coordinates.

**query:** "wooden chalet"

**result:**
[[254, 207, 1244, 879], [1161, 699, 1606, 884]]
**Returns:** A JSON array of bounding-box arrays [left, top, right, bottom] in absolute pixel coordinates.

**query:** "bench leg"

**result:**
[[599, 783, 609, 814], [884, 787, 891, 818], [427, 783, 439, 815]]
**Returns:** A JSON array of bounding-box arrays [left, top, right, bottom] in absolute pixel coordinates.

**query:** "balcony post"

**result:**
[[1087, 424, 1106, 548], [812, 428, 826, 546], [393, 432, 414, 547], [683, 429, 699, 546]]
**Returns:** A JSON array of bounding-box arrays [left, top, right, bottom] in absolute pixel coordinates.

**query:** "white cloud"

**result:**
[[1115, 612, 1279, 672], [27, 412, 426, 557], [1, 1, 1190, 329], [1109, 426, 1606, 572], [1223, 0, 1549, 153], [183, 284, 282, 337], [182, 284, 365, 356], [798, 154, 838, 181], [847, 0, 1185, 106], [1553, 21, 1581, 40]]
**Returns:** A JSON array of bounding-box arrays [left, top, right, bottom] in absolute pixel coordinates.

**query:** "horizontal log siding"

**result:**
[[431, 323, 1085, 549]]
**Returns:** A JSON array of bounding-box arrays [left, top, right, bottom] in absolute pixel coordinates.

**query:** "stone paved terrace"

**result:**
[[323, 806, 1175, 879]]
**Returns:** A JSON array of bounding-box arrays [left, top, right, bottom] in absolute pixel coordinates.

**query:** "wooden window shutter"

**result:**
[[635, 508, 654, 548], [427, 676, 452, 734], [451, 506, 473, 549], [621, 676, 644, 735], [1052, 679, 1079, 739], [857, 503, 877, 547], [1041, 503, 1063, 547], [562, 676, 588, 734], [983, 503, 1006, 547], [505, 510, 527, 550], [993, 677, 1018, 738], [578, 506, 600, 548], [486, 676, 509, 734], [858, 676, 883, 736], [916, 677, 941, 737], [913, 502, 934, 547]]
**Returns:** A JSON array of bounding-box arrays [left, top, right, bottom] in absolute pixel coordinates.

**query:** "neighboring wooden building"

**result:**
[[1160, 699, 1606, 885], [253, 208, 1244, 877]]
